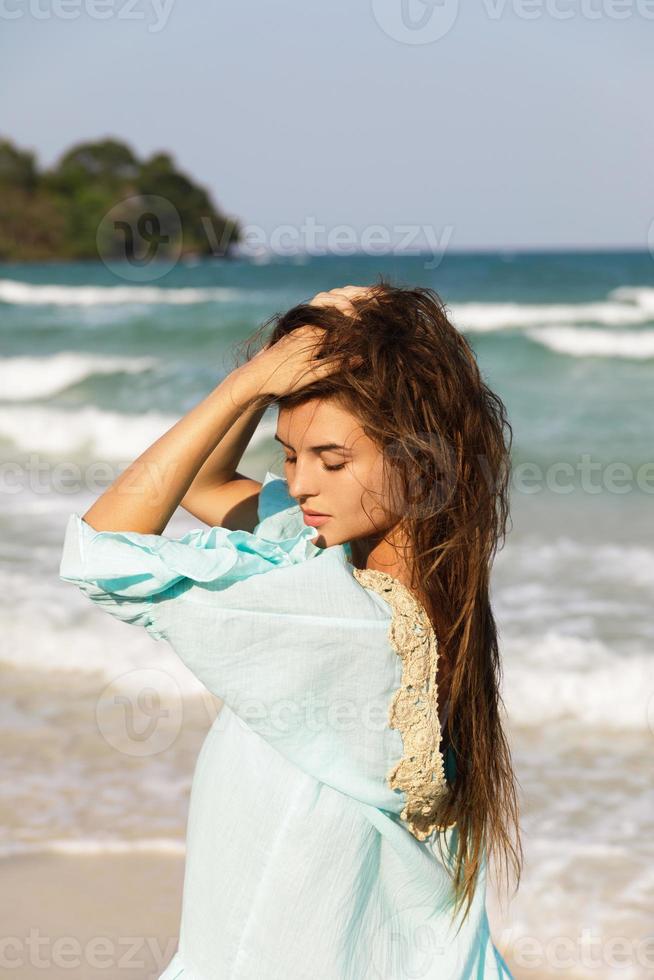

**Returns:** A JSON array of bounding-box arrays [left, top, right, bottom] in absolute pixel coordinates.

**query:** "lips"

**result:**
[[302, 509, 329, 517], [301, 510, 331, 528]]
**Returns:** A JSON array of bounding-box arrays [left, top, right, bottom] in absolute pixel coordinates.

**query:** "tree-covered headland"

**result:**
[[0, 136, 241, 261]]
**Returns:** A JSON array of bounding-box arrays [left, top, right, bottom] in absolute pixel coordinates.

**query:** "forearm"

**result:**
[[180, 399, 267, 501], [82, 369, 259, 535]]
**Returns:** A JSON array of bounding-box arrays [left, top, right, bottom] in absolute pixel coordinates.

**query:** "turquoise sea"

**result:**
[[0, 250, 652, 977]]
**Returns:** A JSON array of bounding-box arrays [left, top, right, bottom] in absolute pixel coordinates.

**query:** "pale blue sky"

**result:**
[[2, 0, 652, 249]]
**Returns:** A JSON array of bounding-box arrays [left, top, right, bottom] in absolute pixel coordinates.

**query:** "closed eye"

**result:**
[[284, 456, 346, 472]]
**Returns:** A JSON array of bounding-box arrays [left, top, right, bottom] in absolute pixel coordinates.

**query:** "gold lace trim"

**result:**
[[351, 567, 454, 840]]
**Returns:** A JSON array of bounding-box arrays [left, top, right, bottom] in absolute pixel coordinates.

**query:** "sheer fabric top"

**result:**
[[59, 469, 454, 837]]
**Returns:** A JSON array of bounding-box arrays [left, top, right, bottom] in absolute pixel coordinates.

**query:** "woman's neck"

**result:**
[[348, 523, 415, 593]]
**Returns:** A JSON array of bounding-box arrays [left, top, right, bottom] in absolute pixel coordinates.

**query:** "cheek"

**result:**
[[381, 467, 406, 520], [339, 462, 389, 531], [358, 452, 405, 520]]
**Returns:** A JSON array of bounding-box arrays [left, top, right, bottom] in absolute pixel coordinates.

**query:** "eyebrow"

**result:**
[[274, 433, 352, 454]]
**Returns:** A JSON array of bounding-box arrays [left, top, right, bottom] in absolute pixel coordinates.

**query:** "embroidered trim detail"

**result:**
[[351, 567, 454, 840]]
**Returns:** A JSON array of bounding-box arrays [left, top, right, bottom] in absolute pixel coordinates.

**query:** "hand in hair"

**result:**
[[307, 284, 378, 316], [239, 324, 347, 399]]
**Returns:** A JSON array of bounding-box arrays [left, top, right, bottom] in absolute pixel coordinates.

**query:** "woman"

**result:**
[[59, 281, 521, 979]]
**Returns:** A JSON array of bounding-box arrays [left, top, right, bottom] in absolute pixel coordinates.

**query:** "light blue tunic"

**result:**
[[59, 470, 513, 979]]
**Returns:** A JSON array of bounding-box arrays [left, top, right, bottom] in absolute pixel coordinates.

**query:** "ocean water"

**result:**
[[1, 251, 652, 978]]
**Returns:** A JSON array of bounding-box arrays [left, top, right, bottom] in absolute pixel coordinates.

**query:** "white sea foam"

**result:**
[[608, 285, 654, 313], [497, 536, 654, 590], [448, 299, 651, 332], [526, 325, 654, 359], [0, 352, 157, 400], [498, 820, 653, 980], [504, 633, 653, 730], [0, 404, 275, 458], [0, 405, 178, 457], [0, 565, 212, 690], [0, 278, 244, 307], [491, 535, 654, 729]]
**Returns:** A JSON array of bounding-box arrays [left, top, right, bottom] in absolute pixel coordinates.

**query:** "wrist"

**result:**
[[222, 364, 269, 410]]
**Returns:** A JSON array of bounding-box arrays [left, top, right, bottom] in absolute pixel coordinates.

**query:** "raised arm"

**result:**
[[82, 368, 263, 534], [82, 325, 341, 535], [178, 399, 267, 532]]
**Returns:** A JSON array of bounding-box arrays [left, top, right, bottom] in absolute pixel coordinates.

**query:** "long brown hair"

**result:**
[[238, 276, 523, 928]]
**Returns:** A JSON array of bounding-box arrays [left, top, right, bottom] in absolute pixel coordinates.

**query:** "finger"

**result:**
[[309, 288, 359, 303], [308, 292, 358, 313], [308, 291, 349, 305], [333, 285, 376, 298], [323, 286, 370, 302], [319, 286, 376, 310]]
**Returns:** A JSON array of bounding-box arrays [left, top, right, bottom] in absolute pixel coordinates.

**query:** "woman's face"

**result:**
[[275, 397, 396, 549]]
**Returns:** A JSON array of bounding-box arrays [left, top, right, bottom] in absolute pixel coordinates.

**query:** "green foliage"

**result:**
[[0, 135, 241, 261], [0, 139, 39, 191]]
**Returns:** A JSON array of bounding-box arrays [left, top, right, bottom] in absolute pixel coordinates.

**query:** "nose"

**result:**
[[285, 458, 320, 505]]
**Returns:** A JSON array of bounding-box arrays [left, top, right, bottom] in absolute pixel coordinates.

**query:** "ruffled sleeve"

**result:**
[[59, 470, 323, 640]]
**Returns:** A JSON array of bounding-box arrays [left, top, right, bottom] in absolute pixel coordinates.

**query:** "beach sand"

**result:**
[[0, 851, 184, 979]]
